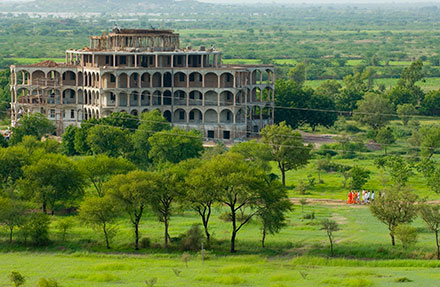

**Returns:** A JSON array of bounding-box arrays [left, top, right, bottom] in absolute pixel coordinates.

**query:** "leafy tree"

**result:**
[[22, 212, 51, 246], [0, 197, 27, 243], [288, 63, 306, 85], [421, 90, 440, 116], [370, 189, 418, 246], [79, 196, 119, 249], [86, 125, 131, 157], [9, 113, 55, 145], [397, 104, 417, 126], [261, 122, 312, 186], [21, 154, 85, 214], [417, 160, 440, 194], [376, 156, 413, 189], [229, 140, 272, 172], [61, 125, 79, 156], [100, 112, 139, 130], [257, 175, 292, 248], [305, 93, 338, 131], [54, 217, 74, 242], [131, 110, 171, 167], [417, 125, 440, 159], [148, 127, 203, 164], [0, 146, 29, 188], [335, 73, 368, 111], [208, 152, 266, 252], [9, 271, 25, 287], [394, 224, 418, 248], [386, 86, 416, 109], [106, 170, 155, 250], [349, 166, 370, 190], [354, 93, 393, 130], [398, 59, 424, 88], [375, 126, 396, 154], [321, 219, 339, 257], [73, 118, 99, 155], [315, 80, 342, 98], [418, 203, 440, 259], [78, 155, 136, 197], [150, 160, 195, 248], [185, 159, 217, 243], [274, 79, 312, 129], [0, 134, 7, 148]]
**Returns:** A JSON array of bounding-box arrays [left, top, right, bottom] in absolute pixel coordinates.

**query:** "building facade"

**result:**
[[10, 28, 275, 140]]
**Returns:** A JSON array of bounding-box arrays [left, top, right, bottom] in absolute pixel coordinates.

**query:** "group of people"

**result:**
[[347, 190, 375, 204]]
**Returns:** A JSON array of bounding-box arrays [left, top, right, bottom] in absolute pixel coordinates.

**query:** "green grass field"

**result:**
[[1, 205, 440, 286]]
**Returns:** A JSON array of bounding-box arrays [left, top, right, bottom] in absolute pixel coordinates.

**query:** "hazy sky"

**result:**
[[199, 0, 439, 3]]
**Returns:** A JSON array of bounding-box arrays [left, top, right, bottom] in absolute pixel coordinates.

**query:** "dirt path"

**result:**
[[290, 197, 440, 206]]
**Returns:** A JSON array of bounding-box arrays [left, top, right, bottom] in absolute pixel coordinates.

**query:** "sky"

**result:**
[[199, 0, 439, 3]]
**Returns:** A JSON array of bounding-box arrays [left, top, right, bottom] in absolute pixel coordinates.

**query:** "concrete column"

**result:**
[[171, 55, 174, 68], [138, 75, 141, 89], [186, 55, 189, 68], [128, 93, 130, 108], [186, 73, 189, 88], [202, 92, 205, 107], [202, 73, 205, 88], [186, 92, 189, 106], [30, 73, 33, 86], [155, 55, 159, 68], [127, 75, 130, 89], [150, 93, 153, 106], [260, 70, 263, 85], [113, 54, 116, 67], [115, 74, 119, 89], [218, 75, 221, 89], [134, 54, 137, 68], [138, 93, 141, 107], [201, 55, 204, 68], [116, 93, 119, 108], [233, 73, 236, 88], [92, 54, 95, 67], [75, 90, 78, 105]]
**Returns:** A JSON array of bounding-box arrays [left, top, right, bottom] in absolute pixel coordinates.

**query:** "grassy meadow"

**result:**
[[1, 204, 440, 286]]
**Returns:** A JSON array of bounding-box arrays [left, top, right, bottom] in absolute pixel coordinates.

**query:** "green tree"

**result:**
[[148, 127, 203, 164], [0, 198, 27, 243], [106, 170, 155, 250], [321, 219, 339, 257], [229, 140, 272, 172], [185, 159, 218, 243], [274, 79, 313, 129], [375, 126, 396, 155], [79, 196, 119, 249], [78, 155, 136, 197], [86, 125, 131, 157], [9, 113, 55, 145], [418, 125, 440, 159], [257, 175, 292, 248], [398, 59, 424, 88], [22, 212, 51, 246], [100, 112, 139, 130], [209, 152, 266, 252], [370, 189, 418, 246], [376, 156, 413, 189], [131, 110, 171, 167], [61, 125, 79, 156], [150, 160, 195, 248], [315, 80, 342, 98], [261, 122, 312, 186], [421, 90, 440, 116], [305, 93, 338, 131], [354, 93, 393, 130], [335, 73, 368, 111], [417, 160, 440, 194], [288, 62, 306, 85], [349, 166, 370, 190], [0, 146, 29, 188], [418, 203, 440, 259], [54, 217, 74, 242], [21, 154, 85, 214], [397, 104, 417, 126]]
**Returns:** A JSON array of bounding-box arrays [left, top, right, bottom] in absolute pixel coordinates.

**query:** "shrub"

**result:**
[[140, 237, 151, 249], [395, 225, 418, 248], [303, 212, 315, 220], [22, 213, 51, 246], [37, 278, 60, 287], [296, 180, 309, 195], [180, 225, 204, 251], [9, 271, 25, 287], [394, 277, 412, 282], [54, 217, 75, 242]]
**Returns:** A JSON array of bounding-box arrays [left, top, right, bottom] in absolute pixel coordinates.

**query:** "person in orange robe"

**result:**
[[347, 191, 353, 204]]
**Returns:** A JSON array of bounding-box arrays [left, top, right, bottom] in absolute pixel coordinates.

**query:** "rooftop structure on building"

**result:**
[[10, 27, 275, 140]]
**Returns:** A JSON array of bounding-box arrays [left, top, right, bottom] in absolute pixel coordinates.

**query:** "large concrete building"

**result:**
[[10, 28, 275, 140]]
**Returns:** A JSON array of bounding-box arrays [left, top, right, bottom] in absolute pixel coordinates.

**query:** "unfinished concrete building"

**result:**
[[10, 28, 275, 140]]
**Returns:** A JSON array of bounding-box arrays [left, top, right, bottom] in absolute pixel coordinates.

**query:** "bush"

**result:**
[[395, 225, 418, 248], [140, 237, 151, 249], [180, 224, 204, 251], [55, 217, 74, 242], [303, 212, 315, 220], [37, 278, 60, 287], [22, 213, 51, 246], [9, 271, 25, 287]]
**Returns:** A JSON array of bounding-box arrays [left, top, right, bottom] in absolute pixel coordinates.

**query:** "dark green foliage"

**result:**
[[23, 213, 51, 246], [375, 127, 396, 154], [179, 224, 204, 251], [86, 125, 132, 158], [61, 125, 78, 156], [9, 113, 55, 145], [354, 93, 393, 130], [349, 166, 370, 190], [305, 93, 338, 131], [37, 278, 60, 287], [8, 271, 25, 287], [100, 112, 139, 130]]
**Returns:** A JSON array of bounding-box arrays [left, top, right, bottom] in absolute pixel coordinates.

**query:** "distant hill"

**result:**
[[0, 0, 207, 13]]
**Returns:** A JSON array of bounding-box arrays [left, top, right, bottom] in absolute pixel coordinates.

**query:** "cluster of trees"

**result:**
[[1, 112, 320, 252], [277, 60, 440, 140]]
